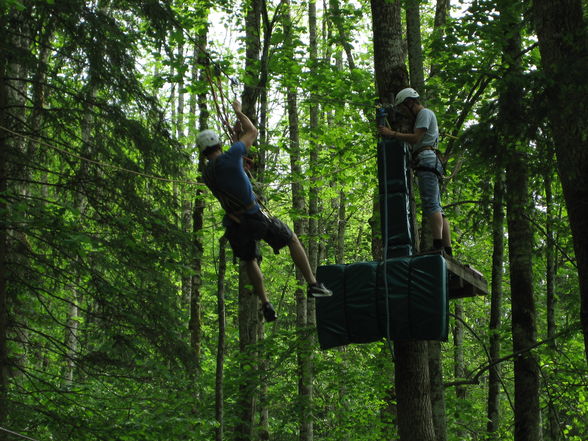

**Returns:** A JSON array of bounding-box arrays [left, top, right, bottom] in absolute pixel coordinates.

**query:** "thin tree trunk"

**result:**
[[328, 0, 356, 70], [498, 2, 542, 439], [452, 301, 465, 440], [0, 13, 9, 424], [336, 190, 346, 264], [235, 1, 263, 438], [430, 0, 450, 78], [544, 164, 556, 345], [190, 20, 209, 376], [407, 1, 446, 438], [506, 149, 542, 441], [543, 158, 561, 441], [215, 237, 227, 441], [533, 0, 588, 366], [405, 0, 425, 95], [487, 170, 505, 434], [428, 340, 447, 441], [236, 259, 260, 441]]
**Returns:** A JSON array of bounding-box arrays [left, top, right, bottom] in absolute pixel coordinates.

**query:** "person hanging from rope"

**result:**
[[377, 88, 452, 255], [198, 100, 333, 323]]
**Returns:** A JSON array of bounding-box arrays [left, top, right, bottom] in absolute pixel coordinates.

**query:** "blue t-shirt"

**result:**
[[204, 141, 259, 214], [413, 108, 439, 154]]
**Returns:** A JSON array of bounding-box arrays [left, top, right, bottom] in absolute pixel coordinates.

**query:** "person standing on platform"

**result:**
[[377, 88, 452, 255]]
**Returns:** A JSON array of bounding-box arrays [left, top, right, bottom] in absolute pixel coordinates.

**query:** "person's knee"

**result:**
[[289, 232, 299, 244]]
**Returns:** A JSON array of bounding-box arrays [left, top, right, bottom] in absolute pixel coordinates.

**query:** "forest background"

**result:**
[[1, 0, 588, 440]]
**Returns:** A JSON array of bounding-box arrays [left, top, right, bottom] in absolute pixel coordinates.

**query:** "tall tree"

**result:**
[[487, 169, 505, 435], [533, 0, 588, 365], [405, 0, 425, 95], [498, 2, 542, 440], [370, 1, 435, 440]]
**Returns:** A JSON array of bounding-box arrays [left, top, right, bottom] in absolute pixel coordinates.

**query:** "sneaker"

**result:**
[[261, 302, 277, 322], [307, 282, 333, 298]]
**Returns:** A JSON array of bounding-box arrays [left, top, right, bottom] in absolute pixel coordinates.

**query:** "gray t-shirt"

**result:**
[[413, 108, 439, 154]]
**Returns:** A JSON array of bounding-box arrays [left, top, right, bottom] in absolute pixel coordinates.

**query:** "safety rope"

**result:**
[[380, 138, 395, 361]]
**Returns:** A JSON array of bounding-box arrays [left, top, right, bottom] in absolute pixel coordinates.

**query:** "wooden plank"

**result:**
[[417, 249, 488, 299]]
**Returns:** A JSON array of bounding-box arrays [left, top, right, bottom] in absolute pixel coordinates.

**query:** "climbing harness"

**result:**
[[411, 146, 446, 178]]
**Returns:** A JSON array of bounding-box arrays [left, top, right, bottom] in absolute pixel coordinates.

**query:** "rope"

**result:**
[[380, 138, 395, 360], [204, 65, 235, 142], [0, 426, 43, 441], [0, 125, 205, 187]]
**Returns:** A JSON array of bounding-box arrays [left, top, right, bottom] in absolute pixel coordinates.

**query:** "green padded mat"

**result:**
[[377, 138, 415, 257], [316, 254, 449, 350]]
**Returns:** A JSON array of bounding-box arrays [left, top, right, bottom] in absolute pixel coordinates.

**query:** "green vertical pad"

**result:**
[[345, 262, 380, 342], [377, 138, 409, 194], [377, 257, 411, 338], [380, 193, 413, 248], [407, 254, 448, 340], [316, 264, 350, 348]]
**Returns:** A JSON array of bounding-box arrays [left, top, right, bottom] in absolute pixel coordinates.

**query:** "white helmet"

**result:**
[[196, 129, 221, 153], [394, 87, 420, 107]]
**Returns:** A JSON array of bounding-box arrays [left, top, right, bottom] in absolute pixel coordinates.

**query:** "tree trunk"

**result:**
[[328, 0, 356, 70], [235, 1, 263, 438], [189, 36, 207, 375], [236, 259, 260, 441], [452, 300, 466, 440], [215, 238, 227, 441], [371, 2, 435, 440], [428, 340, 447, 441], [370, 0, 406, 105], [430, 0, 450, 78], [405, 0, 425, 95], [395, 341, 436, 441], [0, 13, 9, 425], [532, 0, 588, 366], [487, 170, 505, 434], [242, 0, 262, 117], [498, 2, 542, 440], [506, 150, 542, 441]]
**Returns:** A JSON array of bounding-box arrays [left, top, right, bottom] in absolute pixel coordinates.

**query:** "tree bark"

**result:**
[[487, 169, 505, 434], [236, 259, 260, 441], [235, 1, 263, 438], [395, 341, 436, 441], [283, 1, 313, 434], [532, 0, 588, 366], [499, 2, 542, 438], [328, 0, 356, 70], [405, 0, 425, 95], [371, 2, 435, 440], [215, 237, 227, 441], [430, 0, 450, 79], [452, 300, 465, 440], [370, 0, 406, 105], [189, 29, 209, 375], [0, 12, 9, 426], [428, 340, 447, 441]]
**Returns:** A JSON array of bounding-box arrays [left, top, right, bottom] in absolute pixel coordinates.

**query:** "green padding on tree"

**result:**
[[316, 254, 448, 350], [379, 193, 413, 248], [345, 262, 381, 342], [377, 138, 410, 194]]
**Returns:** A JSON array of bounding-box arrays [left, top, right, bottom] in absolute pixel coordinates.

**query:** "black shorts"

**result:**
[[225, 211, 293, 261]]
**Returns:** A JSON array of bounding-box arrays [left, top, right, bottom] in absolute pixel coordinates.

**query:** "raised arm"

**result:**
[[232, 100, 258, 151]]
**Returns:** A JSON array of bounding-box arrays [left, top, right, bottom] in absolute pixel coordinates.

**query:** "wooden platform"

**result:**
[[417, 250, 488, 299]]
